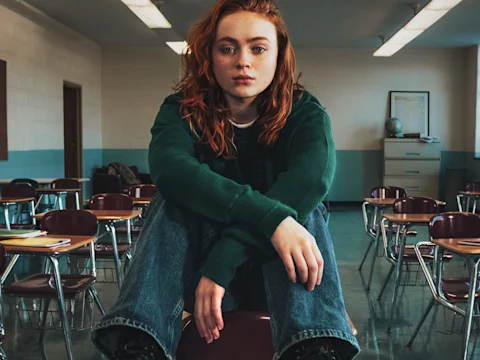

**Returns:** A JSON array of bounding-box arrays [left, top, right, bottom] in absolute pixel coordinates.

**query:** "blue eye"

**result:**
[[253, 47, 266, 53], [221, 47, 235, 54]]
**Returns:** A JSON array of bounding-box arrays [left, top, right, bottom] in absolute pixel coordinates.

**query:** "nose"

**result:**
[[235, 49, 252, 69]]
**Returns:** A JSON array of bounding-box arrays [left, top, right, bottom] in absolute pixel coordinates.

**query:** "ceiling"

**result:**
[[20, 0, 480, 48]]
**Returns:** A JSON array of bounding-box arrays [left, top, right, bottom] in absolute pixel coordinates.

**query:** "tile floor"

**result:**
[[1, 204, 479, 359]]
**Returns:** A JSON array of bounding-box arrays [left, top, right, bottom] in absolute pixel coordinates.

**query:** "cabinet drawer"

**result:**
[[384, 160, 440, 176], [384, 141, 441, 159], [383, 176, 439, 192]]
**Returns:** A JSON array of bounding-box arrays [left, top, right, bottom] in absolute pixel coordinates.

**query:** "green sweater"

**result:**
[[148, 91, 336, 288]]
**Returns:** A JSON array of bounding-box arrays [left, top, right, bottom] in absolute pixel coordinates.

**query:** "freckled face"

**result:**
[[212, 11, 278, 102]]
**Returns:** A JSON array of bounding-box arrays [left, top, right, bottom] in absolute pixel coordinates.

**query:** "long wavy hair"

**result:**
[[174, 0, 304, 158]]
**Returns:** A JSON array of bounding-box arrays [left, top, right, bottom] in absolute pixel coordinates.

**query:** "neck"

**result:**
[[225, 93, 259, 124]]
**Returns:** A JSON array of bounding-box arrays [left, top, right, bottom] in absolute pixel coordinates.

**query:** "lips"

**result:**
[[233, 75, 255, 80]]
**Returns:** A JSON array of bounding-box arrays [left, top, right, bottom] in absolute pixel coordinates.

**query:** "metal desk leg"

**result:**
[[34, 194, 44, 212], [462, 258, 480, 360], [74, 192, 80, 210], [2, 206, 10, 231], [108, 224, 123, 289], [49, 256, 73, 360], [366, 207, 381, 291], [1, 254, 20, 285], [30, 200, 36, 226], [387, 224, 408, 332]]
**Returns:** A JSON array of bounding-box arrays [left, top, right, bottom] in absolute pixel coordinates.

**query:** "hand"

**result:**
[[194, 276, 225, 343], [271, 216, 324, 291]]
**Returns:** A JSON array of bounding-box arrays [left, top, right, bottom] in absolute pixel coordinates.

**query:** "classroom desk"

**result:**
[[0, 197, 36, 230], [34, 210, 141, 288], [382, 213, 435, 332], [34, 188, 82, 211], [361, 198, 446, 290], [428, 238, 480, 360], [457, 191, 480, 213], [0, 178, 90, 185], [0, 234, 98, 360]]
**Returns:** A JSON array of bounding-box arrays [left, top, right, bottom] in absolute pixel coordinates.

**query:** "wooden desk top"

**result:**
[[2, 234, 95, 254], [0, 197, 35, 204], [383, 213, 435, 224], [0, 178, 90, 184], [34, 188, 82, 193], [364, 198, 446, 206], [432, 238, 480, 255], [133, 198, 152, 205], [459, 191, 480, 196], [84, 198, 152, 205], [33, 210, 142, 221]]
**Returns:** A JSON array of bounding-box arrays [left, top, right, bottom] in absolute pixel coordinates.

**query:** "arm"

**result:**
[[200, 103, 336, 288], [148, 98, 297, 238]]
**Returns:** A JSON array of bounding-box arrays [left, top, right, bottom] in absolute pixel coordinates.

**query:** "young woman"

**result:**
[[92, 1, 360, 359]]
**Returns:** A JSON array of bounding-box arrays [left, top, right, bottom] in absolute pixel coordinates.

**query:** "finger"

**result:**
[[212, 293, 224, 331], [194, 295, 210, 342], [203, 296, 214, 343], [280, 253, 296, 283], [303, 248, 318, 292], [312, 242, 324, 286], [292, 251, 308, 284]]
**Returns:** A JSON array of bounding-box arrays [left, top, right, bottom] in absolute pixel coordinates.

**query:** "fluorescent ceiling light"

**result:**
[[121, 0, 171, 28], [374, 0, 463, 57], [166, 41, 190, 55]]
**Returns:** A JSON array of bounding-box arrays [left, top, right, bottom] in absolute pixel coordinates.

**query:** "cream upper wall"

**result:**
[[101, 46, 182, 149], [102, 46, 468, 152], [295, 48, 468, 151], [0, 0, 102, 151]]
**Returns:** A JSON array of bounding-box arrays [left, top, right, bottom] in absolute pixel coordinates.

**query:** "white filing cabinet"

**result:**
[[383, 138, 441, 199]]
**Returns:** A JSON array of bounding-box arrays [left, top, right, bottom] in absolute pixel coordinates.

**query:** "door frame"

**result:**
[[63, 81, 83, 178]]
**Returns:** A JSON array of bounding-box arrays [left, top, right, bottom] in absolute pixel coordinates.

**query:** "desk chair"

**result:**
[[0, 183, 36, 229]]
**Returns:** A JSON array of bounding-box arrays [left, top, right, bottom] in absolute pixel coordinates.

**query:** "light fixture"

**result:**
[[121, 0, 172, 28], [166, 41, 190, 55], [374, 0, 463, 57]]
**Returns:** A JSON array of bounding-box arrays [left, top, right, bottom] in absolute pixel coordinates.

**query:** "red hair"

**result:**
[[174, 0, 304, 158]]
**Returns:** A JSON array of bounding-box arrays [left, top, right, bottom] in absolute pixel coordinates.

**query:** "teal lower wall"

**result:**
[[0, 149, 102, 198], [2, 149, 480, 201]]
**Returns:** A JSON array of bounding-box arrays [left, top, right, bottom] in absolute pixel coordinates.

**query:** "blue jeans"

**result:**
[[91, 193, 360, 359]]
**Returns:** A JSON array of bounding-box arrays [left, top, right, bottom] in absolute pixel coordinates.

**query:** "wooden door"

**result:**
[[63, 82, 82, 178]]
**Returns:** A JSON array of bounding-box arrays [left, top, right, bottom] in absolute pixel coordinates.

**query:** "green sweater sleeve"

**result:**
[[200, 102, 336, 288], [148, 97, 297, 237]]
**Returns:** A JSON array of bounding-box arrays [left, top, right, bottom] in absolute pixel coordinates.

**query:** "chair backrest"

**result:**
[[89, 193, 134, 210], [393, 197, 438, 214], [464, 181, 480, 192], [429, 212, 480, 239], [371, 186, 406, 199], [41, 210, 98, 236], [128, 184, 157, 198], [176, 311, 274, 360], [51, 178, 80, 189], [1, 183, 36, 198], [10, 178, 39, 188]]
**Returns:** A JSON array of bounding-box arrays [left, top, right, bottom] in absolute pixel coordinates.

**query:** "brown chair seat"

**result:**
[[390, 244, 452, 261], [176, 311, 274, 360], [70, 243, 132, 257], [442, 278, 480, 302], [3, 274, 96, 298]]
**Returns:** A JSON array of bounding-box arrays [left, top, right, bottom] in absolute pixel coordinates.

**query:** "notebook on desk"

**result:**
[[0, 229, 46, 239], [0, 237, 71, 248]]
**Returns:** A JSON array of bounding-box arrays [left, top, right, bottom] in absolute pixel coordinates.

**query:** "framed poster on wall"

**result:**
[[389, 91, 429, 135]]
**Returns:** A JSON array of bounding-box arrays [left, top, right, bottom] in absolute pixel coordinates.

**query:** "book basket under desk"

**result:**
[[68, 225, 133, 284], [12, 290, 96, 331]]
